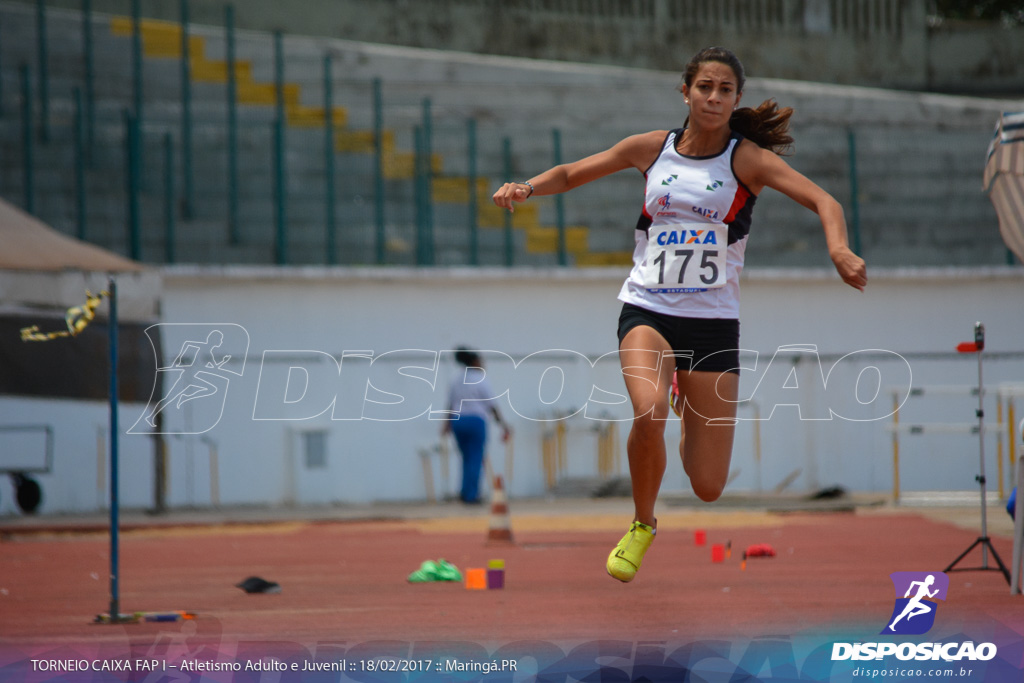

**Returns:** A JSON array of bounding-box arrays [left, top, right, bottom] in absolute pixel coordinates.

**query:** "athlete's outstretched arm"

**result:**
[[735, 141, 867, 291], [491, 131, 665, 212]]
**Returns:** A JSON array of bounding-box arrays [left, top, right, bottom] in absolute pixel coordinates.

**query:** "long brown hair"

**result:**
[[682, 47, 794, 156]]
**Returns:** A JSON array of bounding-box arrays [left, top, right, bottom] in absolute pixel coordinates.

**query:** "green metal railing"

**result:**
[[324, 53, 337, 265], [123, 110, 141, 261], [179, 0, 193, 218], [131, 0, 142, 162], [20, 64, 33, 214], [1, 1, 1008, 270], [74, 88, 86, 240], [273, 31, 287, 265], [35, 0, 49, 143], [552, 128, 567, 266], [415, 98, 434, 266], [225, 4, 239, 244], [373, 77, 386, 264], [847, 128, 862, 256], [82, 0, 96, 161], [502, 137, 514, 267], [163, 132, 175, 263], [467, 118, 480, 266]]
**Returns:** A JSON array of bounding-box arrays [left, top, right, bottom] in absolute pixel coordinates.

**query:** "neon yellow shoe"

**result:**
[[606, 521, 656, 582]]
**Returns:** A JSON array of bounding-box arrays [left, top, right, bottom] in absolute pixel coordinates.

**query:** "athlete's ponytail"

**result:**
[[682, 47, 795, 156], [730, 99, 794, 156]]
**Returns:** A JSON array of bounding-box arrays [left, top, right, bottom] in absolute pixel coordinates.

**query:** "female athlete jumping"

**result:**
[[493, 47, 866, 582]]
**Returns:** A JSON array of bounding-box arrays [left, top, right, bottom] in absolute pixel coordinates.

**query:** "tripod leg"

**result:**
[[982, 538, 1012, 585], [945, 538, 983, 573]]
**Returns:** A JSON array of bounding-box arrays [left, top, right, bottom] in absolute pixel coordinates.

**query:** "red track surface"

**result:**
[[0, 509, 1019, 649]]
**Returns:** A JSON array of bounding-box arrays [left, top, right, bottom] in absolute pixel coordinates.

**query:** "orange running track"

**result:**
[[0, 505, 1021, 682]]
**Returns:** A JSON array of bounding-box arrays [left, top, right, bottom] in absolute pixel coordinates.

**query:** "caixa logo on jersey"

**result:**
[[831, 571, 997, 663]]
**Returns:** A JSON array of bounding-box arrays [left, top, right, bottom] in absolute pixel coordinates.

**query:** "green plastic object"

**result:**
[[407, 559, 462, 583]]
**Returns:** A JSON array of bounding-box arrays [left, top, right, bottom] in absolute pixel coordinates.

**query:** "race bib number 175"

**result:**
[[640, 223, 727, 293]]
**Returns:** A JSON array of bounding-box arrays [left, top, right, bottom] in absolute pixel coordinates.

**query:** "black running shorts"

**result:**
[[617, 302, 741, 374]]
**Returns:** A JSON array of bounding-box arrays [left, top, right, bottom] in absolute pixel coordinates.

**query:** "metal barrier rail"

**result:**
[[888, 384, 1020, 504]]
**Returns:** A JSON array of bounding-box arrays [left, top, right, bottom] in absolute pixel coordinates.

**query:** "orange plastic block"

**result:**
[[465, 568, 486, 590]]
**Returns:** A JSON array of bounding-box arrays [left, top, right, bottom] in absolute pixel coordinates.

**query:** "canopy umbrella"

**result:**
[[984, 111, 1024, 263]]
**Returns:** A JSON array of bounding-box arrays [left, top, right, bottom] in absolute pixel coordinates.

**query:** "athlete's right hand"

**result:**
[[492, 182, 532, 213]]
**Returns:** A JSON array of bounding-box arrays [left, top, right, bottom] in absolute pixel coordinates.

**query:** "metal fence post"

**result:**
[[180, 0, 194, 218], [421, 98, 434, 266], [225, 4, 239, 243], [273, 32, 287, 264], [35, 0, 49, 143], [373, 77, 385, 264], [467, 118, 479, 266], [847, 128, 862, 256], [124, 110, 141, 261], [131, 0, 143, 149], [324, 53, 337, 265], [82, 0, 96, 163], [274, 117, 287, 265], [164, 132, 176, 263], [553, 128, 567, 266], [414, 126, 426, 265], [274, 31, 285, 125], [74, 88, 87, 240], [20, 64, 34, 214], [502, 137, 514, 267]]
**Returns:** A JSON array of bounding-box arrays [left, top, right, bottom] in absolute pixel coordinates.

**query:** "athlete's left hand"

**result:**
[[831, 247, 867, 291]]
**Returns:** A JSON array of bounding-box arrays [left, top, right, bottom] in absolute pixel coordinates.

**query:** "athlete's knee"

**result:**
[[684, 462, 727, 502], [631, 408, 669, 437], [691, 480, 725, 503]]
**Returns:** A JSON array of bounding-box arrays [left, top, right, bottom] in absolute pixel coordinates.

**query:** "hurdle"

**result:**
[[418, 439, 450, 503], [888, 384, 1006, 505], [539, 412, 623, 492], [595, 421, 620, 480], [540, 415, 569, 492]]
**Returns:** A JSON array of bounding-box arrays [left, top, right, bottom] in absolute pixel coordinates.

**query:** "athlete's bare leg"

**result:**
[[619, 326, 676, 528], [677, 369, 739, 502]]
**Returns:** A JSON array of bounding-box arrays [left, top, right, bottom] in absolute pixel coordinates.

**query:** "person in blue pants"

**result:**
[[442, 347, 511, 504]]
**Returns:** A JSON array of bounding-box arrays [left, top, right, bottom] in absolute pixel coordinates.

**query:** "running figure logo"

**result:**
[[881, 571, 949, 635], [129, 324, 249, 435]]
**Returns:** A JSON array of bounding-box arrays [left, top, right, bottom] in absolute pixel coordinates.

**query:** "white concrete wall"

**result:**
[[2, 264, 1023, 516]]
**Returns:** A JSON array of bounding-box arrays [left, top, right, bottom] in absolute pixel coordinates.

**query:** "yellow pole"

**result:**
[[753, 402, 763, 492], [557, 420, 567, 481], [998, 393, 1005, 499], [611, 421, 620, 475], [892, 392, 901, 504], [598, 424, 608, 478], [542, 430, 553, 491], [1010, 398, 1017, 490]]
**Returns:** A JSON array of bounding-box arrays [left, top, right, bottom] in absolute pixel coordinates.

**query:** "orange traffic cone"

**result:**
[[486, 475, 514, 544]]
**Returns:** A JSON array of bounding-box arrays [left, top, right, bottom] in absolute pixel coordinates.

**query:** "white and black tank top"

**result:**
[[617, 129, 757, 319]]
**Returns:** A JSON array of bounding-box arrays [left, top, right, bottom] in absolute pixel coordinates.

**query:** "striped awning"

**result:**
[[984, 111, 1024, 262]]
